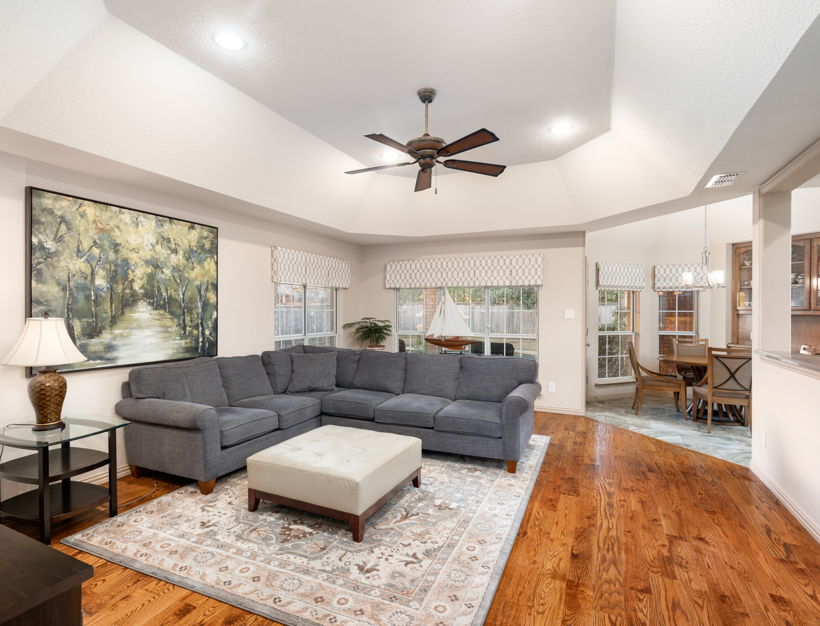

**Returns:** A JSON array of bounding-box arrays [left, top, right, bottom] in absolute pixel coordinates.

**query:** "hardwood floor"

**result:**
[[4, 413, 819, 625]]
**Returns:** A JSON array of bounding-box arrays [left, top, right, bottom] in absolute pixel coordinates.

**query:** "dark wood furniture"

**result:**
[[0, 415, 129, 543], [692, 348, 752, 433], [732, 232, 820, 349], [627, 340, 686, 415], [0, 524, 92, 625], [248, 468, 420, 542]]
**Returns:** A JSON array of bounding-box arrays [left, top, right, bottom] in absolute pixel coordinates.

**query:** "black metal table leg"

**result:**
[[108, 429, 117, 517], [38, 448, 51, 543]]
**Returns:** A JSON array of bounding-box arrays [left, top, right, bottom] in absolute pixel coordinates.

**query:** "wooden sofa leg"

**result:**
[[506, 461, 518, 474], [198, 479, 216, 495], [129, 465, 143, 479]]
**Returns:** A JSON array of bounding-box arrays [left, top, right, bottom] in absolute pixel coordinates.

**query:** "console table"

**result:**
[[0, 524, 92, 625], [0, 415, 129, 543]]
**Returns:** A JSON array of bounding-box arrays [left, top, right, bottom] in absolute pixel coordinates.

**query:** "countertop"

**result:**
[[757, 350, 820, 379]]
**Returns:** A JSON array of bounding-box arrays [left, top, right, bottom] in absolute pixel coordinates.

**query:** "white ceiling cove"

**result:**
[[1, 0, 819, 241], [103, 0, 616, 171]]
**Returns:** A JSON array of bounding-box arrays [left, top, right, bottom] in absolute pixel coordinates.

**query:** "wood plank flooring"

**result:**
[[3, 412, 819, 625]]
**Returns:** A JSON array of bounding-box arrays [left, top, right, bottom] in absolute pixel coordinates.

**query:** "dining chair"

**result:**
[[627, 340, 687, 415], [692, 347, 752, 433], [673, 337, 709, 387]]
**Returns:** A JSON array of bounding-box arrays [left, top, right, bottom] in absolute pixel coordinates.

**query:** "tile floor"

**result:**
[[586, 393, 751, 466]]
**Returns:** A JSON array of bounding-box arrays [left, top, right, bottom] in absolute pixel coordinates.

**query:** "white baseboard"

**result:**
[[81, 463, 132, 485], [534, 401, 585, 416], [750, 462, 820, 543]]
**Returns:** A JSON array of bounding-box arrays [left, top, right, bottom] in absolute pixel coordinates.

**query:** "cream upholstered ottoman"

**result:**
[[246, 425, 421, 542]]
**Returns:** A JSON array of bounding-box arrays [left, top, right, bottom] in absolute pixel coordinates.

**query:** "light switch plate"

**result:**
[[564, 308, 576, 319]]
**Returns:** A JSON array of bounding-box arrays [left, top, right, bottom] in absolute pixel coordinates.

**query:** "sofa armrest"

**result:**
[[502, 383, 541, 420], [115, 398, 218, 430]]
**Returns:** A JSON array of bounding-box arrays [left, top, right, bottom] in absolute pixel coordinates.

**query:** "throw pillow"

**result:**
[[287, 352, 337, 393]]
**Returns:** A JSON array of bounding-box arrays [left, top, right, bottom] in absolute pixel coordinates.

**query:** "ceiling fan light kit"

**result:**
[[345, 88, 507, 192]]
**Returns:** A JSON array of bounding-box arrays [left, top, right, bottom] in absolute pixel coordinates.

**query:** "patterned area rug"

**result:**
[[64, 436, 548, 626]]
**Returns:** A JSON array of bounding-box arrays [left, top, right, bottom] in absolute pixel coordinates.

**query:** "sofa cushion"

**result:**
[[404, 354, 461, 399], [215, 406, 279, 447], [375, 393, 451, 428], [129, 358, 228, 407], [435, 399, 503, 438], [233, 394, 321, 429], [261, 350, 292, 394], [288, 352, 337, 393], [216, 355, 273, 403], [352, 351, 406, 394], [456, 356, 538, 402], [321, 388, 396, 420], [303, 346, 361, 388]]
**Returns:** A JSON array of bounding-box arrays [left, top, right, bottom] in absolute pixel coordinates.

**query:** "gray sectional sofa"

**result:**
[[115, 346, 541, 494]]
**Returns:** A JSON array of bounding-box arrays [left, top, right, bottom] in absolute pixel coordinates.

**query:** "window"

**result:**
[[275, 284, 336, 348], [658, 290, 697, 374], [596, 290, 638, 382], [395, 286, 538, 359]]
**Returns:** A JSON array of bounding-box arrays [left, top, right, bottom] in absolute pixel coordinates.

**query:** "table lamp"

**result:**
[[2, 314, 87, 430]]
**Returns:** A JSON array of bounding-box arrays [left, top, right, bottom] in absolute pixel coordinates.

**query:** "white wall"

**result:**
[[347, 233, 587, 415], [0, 152, 361, 493]]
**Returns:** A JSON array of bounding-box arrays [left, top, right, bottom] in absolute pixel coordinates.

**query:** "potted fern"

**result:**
[[342, 317, 393, 350]]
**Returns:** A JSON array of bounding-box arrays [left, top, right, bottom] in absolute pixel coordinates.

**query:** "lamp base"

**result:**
[[28, 367, 67, 431], [32, 420, 66, 431]]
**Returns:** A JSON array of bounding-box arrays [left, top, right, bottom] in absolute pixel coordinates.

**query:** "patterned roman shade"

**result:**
[[385, 254, 543, 288], [271, 247, 351, 288], [653, 263, 709, 292], [595, 262, 645, 291]]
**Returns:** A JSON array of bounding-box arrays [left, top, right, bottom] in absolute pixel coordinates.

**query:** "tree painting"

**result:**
[[27, 188, 218, 372]]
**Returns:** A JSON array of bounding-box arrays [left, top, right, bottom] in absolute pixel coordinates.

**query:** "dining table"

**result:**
[[658, 351, 743, 423]]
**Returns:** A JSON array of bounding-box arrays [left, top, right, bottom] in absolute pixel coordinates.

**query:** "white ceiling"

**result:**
[[103, 0, 615, 172]]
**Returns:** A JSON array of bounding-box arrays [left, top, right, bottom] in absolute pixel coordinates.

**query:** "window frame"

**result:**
[[274, 283, 337, 348], [395, 286, 539, 360], [596, 289, 639, 384], [657, 290, 698, 372]]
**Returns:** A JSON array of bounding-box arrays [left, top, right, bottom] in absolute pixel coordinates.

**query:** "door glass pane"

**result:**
[[790, 243, 806, 307]]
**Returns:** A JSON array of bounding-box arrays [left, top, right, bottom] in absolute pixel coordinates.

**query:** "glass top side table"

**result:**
[[0, 415, 130, 543]]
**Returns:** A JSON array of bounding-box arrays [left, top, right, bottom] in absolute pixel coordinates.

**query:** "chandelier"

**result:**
[[681, 205, 725, 289]]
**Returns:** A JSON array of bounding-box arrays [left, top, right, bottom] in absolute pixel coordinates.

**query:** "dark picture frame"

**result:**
[[26, 187, 218, 374]]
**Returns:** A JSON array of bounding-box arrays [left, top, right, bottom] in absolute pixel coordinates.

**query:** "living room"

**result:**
[[1, 2, 819, 625]]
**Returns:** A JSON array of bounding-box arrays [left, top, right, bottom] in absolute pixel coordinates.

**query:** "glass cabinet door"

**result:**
[[790, 240, 810, 310], [736, 246, 753, 310], [814, 238, 820, 311]]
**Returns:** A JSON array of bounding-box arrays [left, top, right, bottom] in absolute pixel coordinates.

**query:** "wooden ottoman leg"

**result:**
[[412, 468, 421, 488], [248, 489, 260, 512], [198, 478, 216, 495], [350, 515, 365, 543]]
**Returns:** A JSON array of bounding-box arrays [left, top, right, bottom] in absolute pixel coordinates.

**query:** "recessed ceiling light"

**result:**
[[214, 32, 245, 50], [549, 120, 575, 137]]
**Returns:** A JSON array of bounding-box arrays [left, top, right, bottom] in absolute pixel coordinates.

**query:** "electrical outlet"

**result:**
[[548, 382, 556, 393]]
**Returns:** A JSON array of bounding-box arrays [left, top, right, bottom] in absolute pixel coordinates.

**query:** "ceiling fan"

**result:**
[[345, 88, 506, 192]]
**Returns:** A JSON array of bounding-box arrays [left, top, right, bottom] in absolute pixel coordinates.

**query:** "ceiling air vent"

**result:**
[[705, 172, 743, 188]]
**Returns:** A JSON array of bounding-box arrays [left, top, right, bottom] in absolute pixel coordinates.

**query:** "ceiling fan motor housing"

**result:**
[[407, 134, 445, 169]]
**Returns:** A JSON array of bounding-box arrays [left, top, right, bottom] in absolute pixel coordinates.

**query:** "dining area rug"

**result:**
[[63, 435, 549, 626]]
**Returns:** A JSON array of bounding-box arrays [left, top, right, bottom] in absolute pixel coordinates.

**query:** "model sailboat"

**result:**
[[424, 289, 475, 351]]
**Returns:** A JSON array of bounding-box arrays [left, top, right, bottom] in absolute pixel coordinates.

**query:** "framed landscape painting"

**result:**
[[26, 187, 218, 373]]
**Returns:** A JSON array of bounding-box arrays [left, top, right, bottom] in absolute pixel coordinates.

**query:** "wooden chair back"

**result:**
[[627, 340, 643, 390], [673, 337, 708, 357], [707, 347, 752, 394]]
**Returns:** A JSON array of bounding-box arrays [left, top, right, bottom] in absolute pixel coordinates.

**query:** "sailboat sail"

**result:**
[[426, 289, 473, 338]]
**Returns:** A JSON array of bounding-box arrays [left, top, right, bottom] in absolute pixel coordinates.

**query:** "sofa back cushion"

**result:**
[[303, 345, 361, 388], [456, 356, 538, 402], [261, 350, 292, 394], [216, 355, 273, 403], [129, 357, 228, 407], [352, 350, 406, 394], [288, 352, 337, 393], [404, 353, 461, 399]]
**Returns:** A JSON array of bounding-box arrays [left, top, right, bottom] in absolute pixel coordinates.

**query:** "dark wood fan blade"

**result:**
[[443, 159, 506, 177], [345, 161, 416, 174], [365, 134, 420, 158], [438, 128, 499, 157], [415, 168, 432, 192]]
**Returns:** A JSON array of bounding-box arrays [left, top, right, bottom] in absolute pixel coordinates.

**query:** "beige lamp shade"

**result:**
[[3, 317, 87, 367]]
